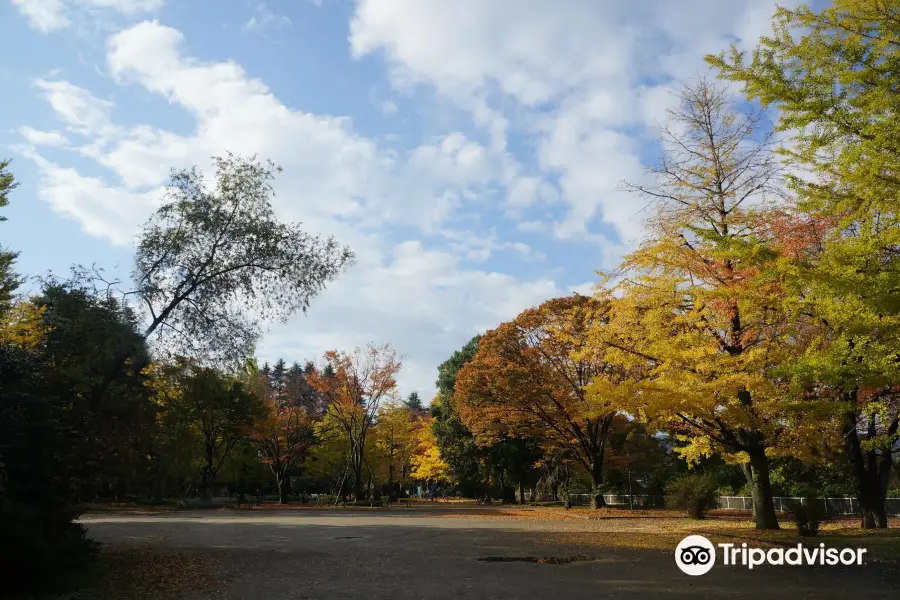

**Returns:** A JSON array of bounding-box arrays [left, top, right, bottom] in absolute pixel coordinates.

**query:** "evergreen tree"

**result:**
[[271, 358, 287, 404], [405, 391, 423, 412], [0, 160, 20, 312]]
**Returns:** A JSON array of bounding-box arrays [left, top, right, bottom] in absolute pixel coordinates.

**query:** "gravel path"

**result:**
[[80, 507, 900, 599]]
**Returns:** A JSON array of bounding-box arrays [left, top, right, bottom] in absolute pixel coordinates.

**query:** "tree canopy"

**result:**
[[709, 0, 900, 528], [126, 154, 355, 372]]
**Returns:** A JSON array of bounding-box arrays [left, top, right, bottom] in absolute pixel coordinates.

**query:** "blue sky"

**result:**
[[1, 0, 802, 398]]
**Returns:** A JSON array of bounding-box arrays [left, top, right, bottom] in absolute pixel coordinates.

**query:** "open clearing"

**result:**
[[73, 504, 900, 600]]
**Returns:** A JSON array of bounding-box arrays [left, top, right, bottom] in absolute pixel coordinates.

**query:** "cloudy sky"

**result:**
[[2, 0, 803, 399]]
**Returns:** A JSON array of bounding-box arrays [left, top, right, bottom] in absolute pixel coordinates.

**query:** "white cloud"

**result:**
[[34, 79, 119, 139], [11, 0, 70, 32], [349, 0, 802, 245], [380, 99, 397, 115], [440, 228, 545, 264], [15, 3, 804, 396], [349, 0, 626, 107], [17, 147, 161, 244], [19, 126, 70, 147], [20, 20, 564, 397], [516, 220, 548, 234], [569, 281, 598, 296], [86, 0, 162, 12], [11, 0, 163, 32], [243, 0, 292, 33], [257, 241, 564, 397]]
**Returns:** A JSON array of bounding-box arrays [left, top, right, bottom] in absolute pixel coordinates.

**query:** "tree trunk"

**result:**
[[237, 463, 247, 505], [200, 443, 216, 502], [353, 470, 363, 501], [151, 460, 163, 502], [200, 470, 212, 502], [351, 444, 365, 502], [850, 448, 890, 530], [589, 461, 605, 510], [276, 470, 289, 504], [861, 505, 888, 529], [518, 481, 525, 505], [855, 452, 889, 529], [843, 400, 894, 529], [744, 445, 779, 530]]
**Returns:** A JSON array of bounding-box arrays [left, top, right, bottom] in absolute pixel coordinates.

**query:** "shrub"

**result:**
[[665, 473, 719, 519], [0, 501, 98, 595], [785, 497, 828, 537]]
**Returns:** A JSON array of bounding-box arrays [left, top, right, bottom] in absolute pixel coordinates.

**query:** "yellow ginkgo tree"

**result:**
[[588, 78, 804, 529], [410, 424, 450, 485], [374, 401, 423, 494]]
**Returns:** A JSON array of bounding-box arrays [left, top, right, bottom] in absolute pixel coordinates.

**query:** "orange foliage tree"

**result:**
[[308, 343, 402, 501], [454, 295, 623, 509], [249, 401, 318, 504]]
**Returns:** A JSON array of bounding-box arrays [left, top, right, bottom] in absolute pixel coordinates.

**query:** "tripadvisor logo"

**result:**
[[675, 535, 867, 576], [675, 535, 716, 576]]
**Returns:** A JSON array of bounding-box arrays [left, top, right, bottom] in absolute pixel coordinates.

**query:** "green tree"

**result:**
[[271, 358, 288, 399], [0, 160, 20, 312], [405, 391, 423, 412], [709, 0, 900, 528], [96, 154, 355, 398], [0, 328, 97, 592], [145, 364, 201, 502], [485, 437, 542, 505], [431, 335, 541, 501], [1, 280, 155, 591], [431, 336, 486, 496], [33, 281, 155, 498], [165, 361, 265, 501]]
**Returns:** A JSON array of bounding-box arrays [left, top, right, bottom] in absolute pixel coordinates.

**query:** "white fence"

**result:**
[[525, 492, 900, 515], [717, 496, 900, 516], [526, 493, 664, 507]]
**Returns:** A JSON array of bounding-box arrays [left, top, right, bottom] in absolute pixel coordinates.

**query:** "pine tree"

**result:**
[[271, 358, 287, 404], [405, 392, 423, 412], [0, 160, 20, 313]]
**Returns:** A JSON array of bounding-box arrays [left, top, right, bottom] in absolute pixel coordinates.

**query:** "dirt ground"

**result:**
[[77, 504, 900, 600]]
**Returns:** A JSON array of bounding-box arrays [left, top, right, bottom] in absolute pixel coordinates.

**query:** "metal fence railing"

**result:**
[[716, 496, 900, 516], [524, 492, 665, 507], [524, 493, 900, 515]]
